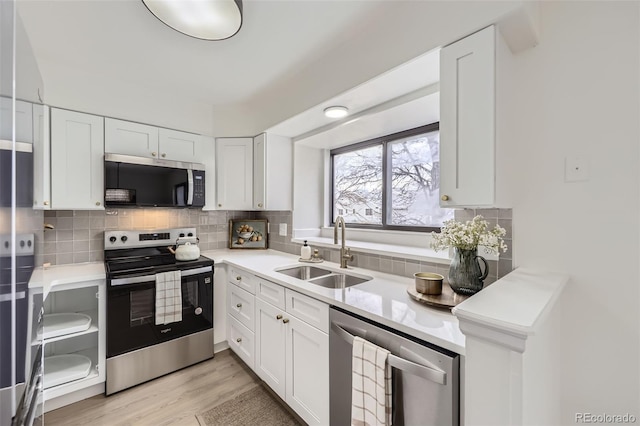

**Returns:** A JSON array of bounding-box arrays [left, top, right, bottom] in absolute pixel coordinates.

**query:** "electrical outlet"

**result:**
[[279, 223, 287, 236]]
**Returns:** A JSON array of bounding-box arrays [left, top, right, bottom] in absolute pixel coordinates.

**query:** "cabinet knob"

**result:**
[[441, 195, 450, 201], [236, 337, 242, 343], [276, 314, 283, 320], [218, 204, 222, 207], [161, 153, 166, 158], [43, 201, 49, 206], [282, 318, 289, 324], [258, 203, 263, 208], [151, 152, 157, 157], [236, 303, 242, 308], [236, 276, 241, 281], [96, 201, 101, 206]]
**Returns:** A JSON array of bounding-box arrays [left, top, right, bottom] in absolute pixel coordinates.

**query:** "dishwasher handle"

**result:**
[[331, 322, 447, 385]]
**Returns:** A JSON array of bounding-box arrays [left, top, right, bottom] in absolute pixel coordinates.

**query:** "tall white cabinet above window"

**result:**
[[253, 133, 292, 211], [215, 137, 254, 210], [50, 108, 105, 210], [105, 118, 202, 163], [439, 25, 512, 208]]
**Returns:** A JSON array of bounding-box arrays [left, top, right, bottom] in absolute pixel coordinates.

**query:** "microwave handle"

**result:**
[[187, 169, 194, 206]]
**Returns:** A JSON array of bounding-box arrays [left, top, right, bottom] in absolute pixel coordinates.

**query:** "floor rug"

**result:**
[[196, 385, 304, 426]]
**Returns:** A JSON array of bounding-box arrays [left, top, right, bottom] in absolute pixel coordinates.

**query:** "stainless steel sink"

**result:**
[[308, 273, 371, 289], [275, 265, 333, 280]]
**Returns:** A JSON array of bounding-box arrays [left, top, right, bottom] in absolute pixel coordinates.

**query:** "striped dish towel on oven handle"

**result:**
[[351, 336, 392, 426]]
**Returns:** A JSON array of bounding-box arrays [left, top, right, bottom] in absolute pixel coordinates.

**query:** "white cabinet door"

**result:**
[[104, 118, 159, 158], [255, 298, 286, 399], [285, 315, 329, 426], [32, 104, 50, 209], [440, 25, 495, 207], [0, 97, 33, 142], [227, 315, 255, 370], [216, 137, 253, 210], [159, 128, 202, 163], [228, 283, 255, 331], [202, 135, 216, 210], [253, 133, 292, 210], [50, 109, 105, 210]]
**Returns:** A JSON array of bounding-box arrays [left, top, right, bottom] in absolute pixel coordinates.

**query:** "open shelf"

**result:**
[[35, 310, 98, 346], [43, 348, 100, 400]]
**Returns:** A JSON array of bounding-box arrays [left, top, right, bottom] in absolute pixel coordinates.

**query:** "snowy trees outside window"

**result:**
[[331, 124, 453, 230]]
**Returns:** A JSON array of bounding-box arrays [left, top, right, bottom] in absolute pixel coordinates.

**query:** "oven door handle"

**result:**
[[331, 322, 447, 385], [110, 266, 213, 286]]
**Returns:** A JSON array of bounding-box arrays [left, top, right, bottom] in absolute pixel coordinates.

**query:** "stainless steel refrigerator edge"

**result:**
[[329, 307, 460, 426]]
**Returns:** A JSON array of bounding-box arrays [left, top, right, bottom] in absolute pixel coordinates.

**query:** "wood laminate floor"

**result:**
[[44, 350, 262, 426]]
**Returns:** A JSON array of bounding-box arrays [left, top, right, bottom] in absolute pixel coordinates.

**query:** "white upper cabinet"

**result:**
[[105, 118, 202, 163], [201, 135, 216, 210], [216, 137, 253, 210], [32, 104, 50, 209], [105, 118, 158, 158], [253, 133, 292, 211], [440, 25, 496, 208], [50, 108, 105, 210], [158, 128, 202, 163], [0, 97, 33, 143]]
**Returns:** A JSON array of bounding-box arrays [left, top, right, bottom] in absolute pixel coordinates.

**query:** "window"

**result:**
[[331, 123, 453, 231]]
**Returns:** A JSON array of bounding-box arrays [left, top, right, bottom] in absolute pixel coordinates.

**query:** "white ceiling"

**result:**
[[17, 0, 389, 106]]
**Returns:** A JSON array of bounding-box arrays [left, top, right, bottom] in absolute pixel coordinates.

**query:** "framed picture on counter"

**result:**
[[229, 219, 268, 249]]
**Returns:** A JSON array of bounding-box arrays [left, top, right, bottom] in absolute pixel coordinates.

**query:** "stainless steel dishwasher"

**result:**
[[330, 306, 460, 426]]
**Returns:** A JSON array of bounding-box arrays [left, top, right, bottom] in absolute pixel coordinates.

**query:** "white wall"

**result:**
[[292, 145, 324, 231], [504, 2, 639, 421], [35, 59, 215, 136]]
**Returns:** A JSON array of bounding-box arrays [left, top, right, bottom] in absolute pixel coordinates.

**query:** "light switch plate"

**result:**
[[565, 156, 589, 182], [279, 223, 287, 236]]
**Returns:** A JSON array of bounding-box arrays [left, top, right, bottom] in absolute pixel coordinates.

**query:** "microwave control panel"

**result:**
[[192, 170, 205, 207]]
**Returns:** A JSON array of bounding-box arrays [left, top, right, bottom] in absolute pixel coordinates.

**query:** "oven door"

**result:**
[[106, 266, 213, 358]]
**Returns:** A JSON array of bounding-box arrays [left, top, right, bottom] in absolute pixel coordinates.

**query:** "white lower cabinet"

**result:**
[[226, 269, 329, 425], [42, 280, 106, 405]]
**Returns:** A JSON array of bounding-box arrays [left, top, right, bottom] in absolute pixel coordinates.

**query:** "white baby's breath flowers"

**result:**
[[430, 215, 508, 255]]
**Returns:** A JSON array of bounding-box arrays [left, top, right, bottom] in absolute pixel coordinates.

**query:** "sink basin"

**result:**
[[308, 273, 371, 289], [275, 266, 333, 280]]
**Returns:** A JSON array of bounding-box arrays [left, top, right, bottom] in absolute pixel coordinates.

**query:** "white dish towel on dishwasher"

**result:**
[[351, 336, 392, 426], [155, 270, 182, 325]]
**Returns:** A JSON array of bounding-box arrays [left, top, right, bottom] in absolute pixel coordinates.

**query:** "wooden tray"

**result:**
[[407, 283, 469, 310]]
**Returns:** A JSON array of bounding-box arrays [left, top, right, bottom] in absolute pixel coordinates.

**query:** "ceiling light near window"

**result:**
[[324, 106, 349, 119], [142, 0, 243, 41]]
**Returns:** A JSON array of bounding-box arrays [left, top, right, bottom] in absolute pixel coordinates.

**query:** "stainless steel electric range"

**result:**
[[104, 228, 213, 395]]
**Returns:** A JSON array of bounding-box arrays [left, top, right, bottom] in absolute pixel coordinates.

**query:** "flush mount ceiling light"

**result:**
[[142, 0, 243, 41], [324, 106, 349, 119]]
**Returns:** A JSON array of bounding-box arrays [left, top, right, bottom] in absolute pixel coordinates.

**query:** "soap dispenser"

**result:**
[[301, 240, 311, 260]]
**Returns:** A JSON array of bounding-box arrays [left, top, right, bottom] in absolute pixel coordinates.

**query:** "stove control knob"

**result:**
[[109, 236, 117, 243], [20, 240, 25, 248], [195, 307, 203, 315], [27, 240, 32, 247], [121, 236, 128, 243], [187, 232, 193, 237], [179, 233, 185, 238]]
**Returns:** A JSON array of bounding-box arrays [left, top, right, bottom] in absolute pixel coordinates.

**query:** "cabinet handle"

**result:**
[[276, 314, 283, 320], [236, 276, 241, 281], [441, 195, 449, 201], [43, 201, 49, 206], [236, 303, 242, 308], [236, 337, 242, 343], [282, 318, 289, 324], [151, 152, 157, 157], [161, 153, 166, 158], [95, 201, 101, 206]]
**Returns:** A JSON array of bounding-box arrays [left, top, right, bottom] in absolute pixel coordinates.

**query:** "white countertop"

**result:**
[[29, 262, 106, 299], [202, 249, 466, 355]]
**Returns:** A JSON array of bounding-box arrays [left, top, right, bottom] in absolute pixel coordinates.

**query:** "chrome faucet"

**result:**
[[333, 216, 353, 268]]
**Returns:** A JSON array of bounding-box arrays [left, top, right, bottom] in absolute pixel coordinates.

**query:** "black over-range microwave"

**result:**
[[104, 153, 205, 208]]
